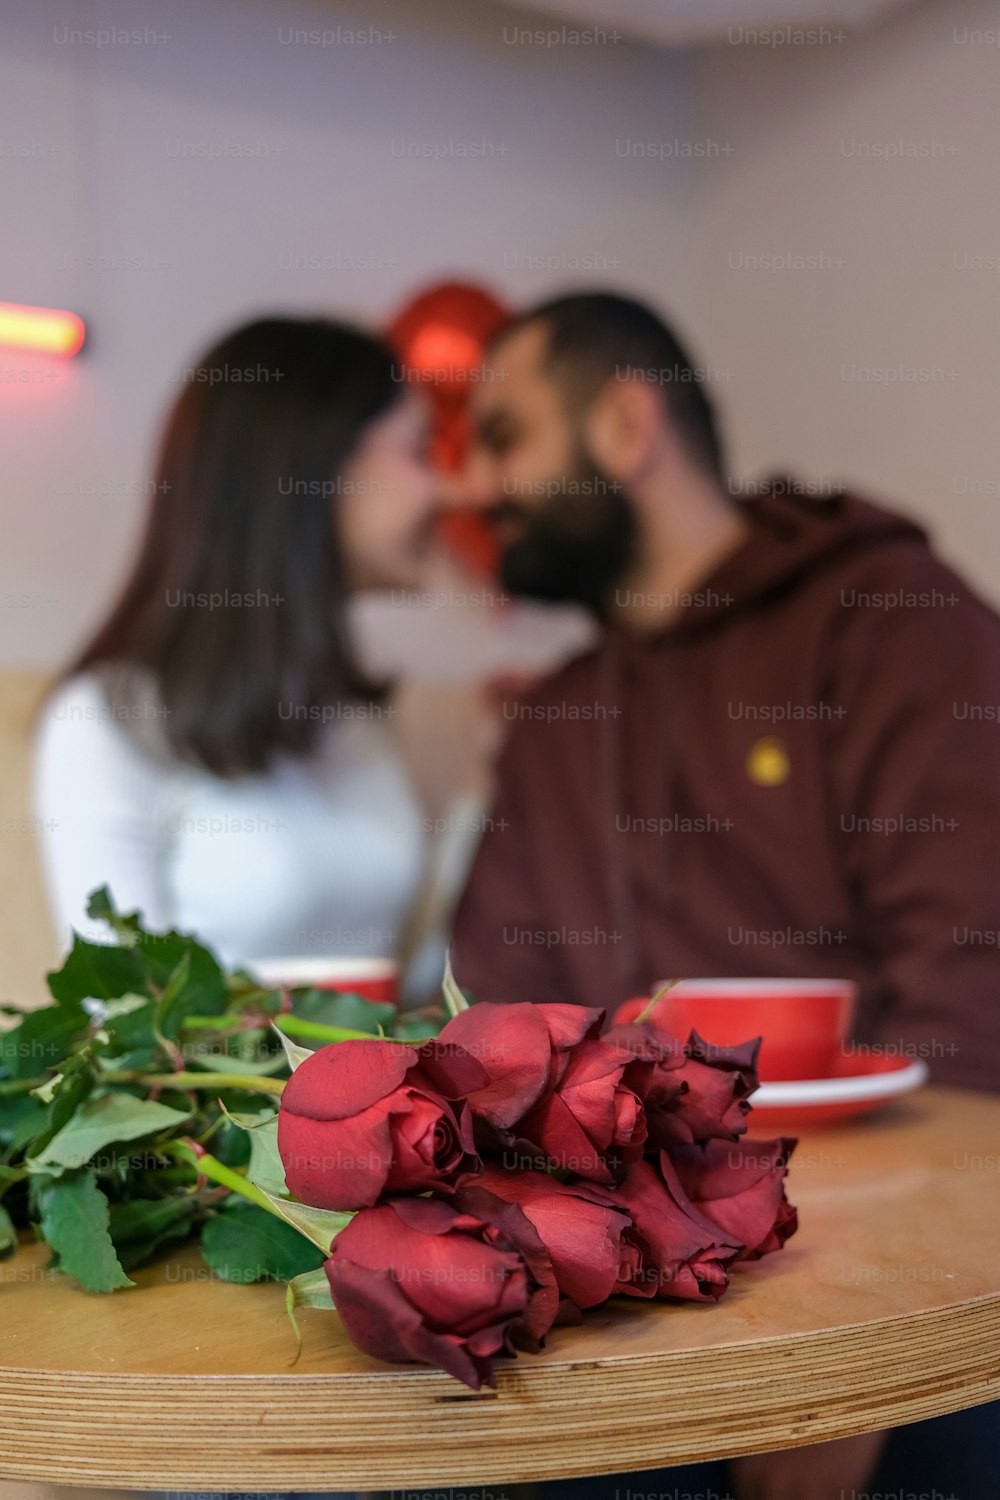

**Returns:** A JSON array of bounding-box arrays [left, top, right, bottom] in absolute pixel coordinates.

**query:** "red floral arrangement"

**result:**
[[275, 981, 798, 1389]]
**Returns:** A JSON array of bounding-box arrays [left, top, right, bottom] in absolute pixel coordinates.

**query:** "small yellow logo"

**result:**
[[746, 736, 791, 786]]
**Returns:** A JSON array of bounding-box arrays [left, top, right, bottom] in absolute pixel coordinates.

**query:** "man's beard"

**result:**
[[492, 453, 636, 615]]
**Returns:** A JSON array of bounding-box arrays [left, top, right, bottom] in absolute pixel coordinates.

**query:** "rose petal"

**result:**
[[415, 1040, 494, 1100], [278, 1096, 396, 1209], [385, 1093, 464, 1195], [325, 1259, 498, 1390], [330, 1200, 527, 1331], [669, 1136, 798, 1261], [470, 1166, 653, 1308], [549, 1040, 626, 1145], [451, 1184, 561, 1347], [687, 1029, 762, 1079], [434, 1003, 556, 1128], [514, 1091, 612, 1181], [614, 1156, 743, 1301], [280, 1040, 417, 1121]]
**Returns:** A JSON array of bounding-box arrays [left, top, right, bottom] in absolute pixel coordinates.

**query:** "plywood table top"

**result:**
[[1, 1084, 998, 1491]]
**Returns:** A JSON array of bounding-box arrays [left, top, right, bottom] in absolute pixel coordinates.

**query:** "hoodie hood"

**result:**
[[643, 478, 929, 641]]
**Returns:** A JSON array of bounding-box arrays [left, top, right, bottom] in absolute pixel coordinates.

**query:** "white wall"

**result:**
[[0, 0, 696, 666], [689, 0, 1000, 605], [5, 0, 997, 672]]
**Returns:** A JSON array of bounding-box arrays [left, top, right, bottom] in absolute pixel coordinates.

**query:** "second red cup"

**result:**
[[249, 955, 398, 1005], [617, 977, 857, 1082]]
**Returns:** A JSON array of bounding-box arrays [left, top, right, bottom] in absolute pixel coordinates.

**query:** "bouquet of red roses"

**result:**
[[275, 982, 798, 1390]]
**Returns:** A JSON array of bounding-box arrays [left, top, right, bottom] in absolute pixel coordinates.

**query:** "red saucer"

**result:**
[[745, 1053, 929, 1131]]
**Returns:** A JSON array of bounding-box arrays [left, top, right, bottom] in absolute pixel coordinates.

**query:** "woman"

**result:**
[[34, 317, 437, 970]]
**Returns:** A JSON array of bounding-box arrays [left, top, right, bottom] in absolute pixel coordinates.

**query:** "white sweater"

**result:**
[[33, 673, 427, 968]]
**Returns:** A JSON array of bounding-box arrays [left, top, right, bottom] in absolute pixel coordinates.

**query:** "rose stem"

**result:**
[[636, 977, 684, 1025], [163, 1140, 282, 1216], [111, 1069, 287, 1096], [275, 1016, 423, 1046]]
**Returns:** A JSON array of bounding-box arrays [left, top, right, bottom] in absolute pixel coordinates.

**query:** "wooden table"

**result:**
[[1, 1085, 998, 1492]]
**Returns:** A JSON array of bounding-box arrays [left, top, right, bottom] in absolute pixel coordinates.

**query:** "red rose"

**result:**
[[608, 1024, 759, 1146], [460, 1166, 655, 1309], [430, 1001, 605, 1130], [668, 1136, 799, 1261], [506, 1037, 646, 1182], [613, 1155, 743, 1301], [277, 1039, 478, 1210], [605, 1022, 686, 1112], [325, 1193, 559, 1389]]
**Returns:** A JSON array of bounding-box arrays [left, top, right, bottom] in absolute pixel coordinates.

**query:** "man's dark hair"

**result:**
[[499, 291, 726, 484]]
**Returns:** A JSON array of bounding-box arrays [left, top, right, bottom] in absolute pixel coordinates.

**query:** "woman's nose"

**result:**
[[453, 451, 499, 512], [434, 471, 472, 511]]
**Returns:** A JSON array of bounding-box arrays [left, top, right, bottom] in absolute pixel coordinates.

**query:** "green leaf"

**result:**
[[59, 891, 229, 1036], [284, 1264, 335, 1348], [30, 1092, 192, 1172], [206, 1116, 252, 1169], [391, 1012, 443, 1041], [292, 989, 396, 1035], [32, 1032, 98, 1096], [84, 888, 226, 1004], [35, 1170, 133, 1291], [47, 936, 147, 1007], [29, 1073, 64, 1105], [187, 1047, 286, 1077], [0, 1201, 15, 1256], [146, 934, 226, 1008], [272, 1022, 313, 1072], [25, 1054, 97, 1159], [200, 1202, 326, 1283], [116, 1220, 196, 1273], [108, 1194, 197, 1244], [223, 971, 282, 1011], [217, 1102, 277, 1130], [99, 996, 159, 1069], [151, 951, 193, 1046], [0, 1091, 50, 1154], [216, 1105, 285, 1191], [275, 1016, 385, 1045], [0, 1002, 89, 1080], [245, 1115, 287, 1197], [108, 1195, 200, 1270], [102, 994, 151, 1021], [0, 1163, 28, 1191], [253, 1184, 353, 1253], [442, 950, 471, 1017], [286, 1263, 335, 1312], [86, 886, 143, 943]]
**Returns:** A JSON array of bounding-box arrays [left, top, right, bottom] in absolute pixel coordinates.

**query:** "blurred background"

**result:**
[[3, 0, 999, 1008]]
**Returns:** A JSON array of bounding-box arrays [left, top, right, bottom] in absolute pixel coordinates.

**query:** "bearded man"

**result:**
[[453, 291, 1000, 1093], [451, 291, 1000, 1500]]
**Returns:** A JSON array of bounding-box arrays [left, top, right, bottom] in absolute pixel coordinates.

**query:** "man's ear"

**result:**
[[582, 376, 664, 483]]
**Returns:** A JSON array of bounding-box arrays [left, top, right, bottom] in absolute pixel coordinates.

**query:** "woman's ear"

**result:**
[[582, 376, 665, 484]]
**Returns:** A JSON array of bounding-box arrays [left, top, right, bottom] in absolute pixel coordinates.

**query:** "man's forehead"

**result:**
[[475, 320, 552, 417]]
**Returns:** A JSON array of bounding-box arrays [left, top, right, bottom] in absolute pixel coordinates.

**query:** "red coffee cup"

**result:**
[[616, 977, 856, 1082], [249, 955, 398, 1005]]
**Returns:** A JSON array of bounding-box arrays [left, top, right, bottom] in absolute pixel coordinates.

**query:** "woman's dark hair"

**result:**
[[65, 317, 400, 776]]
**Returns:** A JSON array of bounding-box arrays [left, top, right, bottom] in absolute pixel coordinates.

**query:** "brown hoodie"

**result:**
[[452, 482, 1000, 1092]]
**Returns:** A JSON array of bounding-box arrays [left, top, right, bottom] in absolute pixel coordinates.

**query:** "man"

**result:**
[[452, 291, 1000, 1094], [448, 292, 1000, 1500]]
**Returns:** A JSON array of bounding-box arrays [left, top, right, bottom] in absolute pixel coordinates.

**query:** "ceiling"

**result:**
[[495, 0, 915, 46]]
